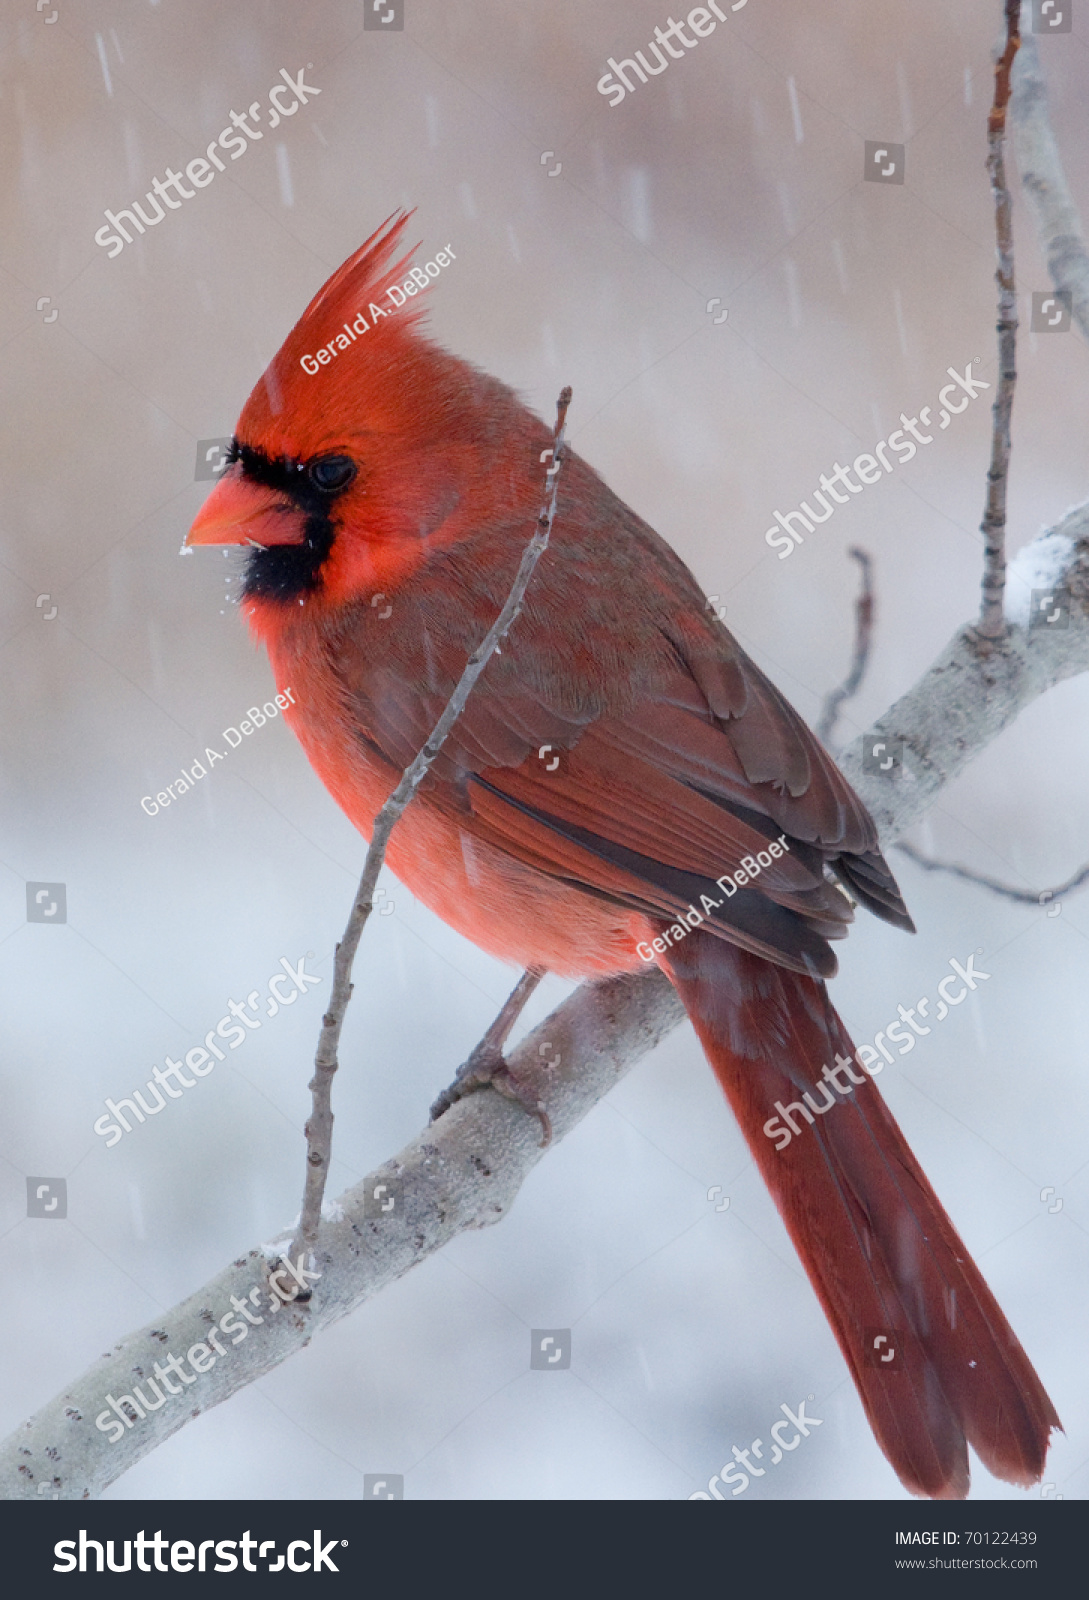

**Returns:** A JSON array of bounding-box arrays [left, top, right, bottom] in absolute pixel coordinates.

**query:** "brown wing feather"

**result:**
[[329, 455, 913, 972]]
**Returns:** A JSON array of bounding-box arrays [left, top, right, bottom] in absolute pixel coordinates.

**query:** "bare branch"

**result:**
[[977, 0, 1022, 640], [816, 547, 875, 749], [837, 500, 1089, 836], [3, 970, 684, 1501], [290, 388, 573, 1270], [894, 840, 1089, 907], [1012, 4, 1089, 341], [5, 505, 1089, 1500]]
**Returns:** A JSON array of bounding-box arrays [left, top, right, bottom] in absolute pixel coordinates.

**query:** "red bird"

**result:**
[[187, 215, 1058, 1498]]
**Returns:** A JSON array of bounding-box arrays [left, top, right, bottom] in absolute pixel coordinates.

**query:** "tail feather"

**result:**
[[659, 931, 1060, 1499]]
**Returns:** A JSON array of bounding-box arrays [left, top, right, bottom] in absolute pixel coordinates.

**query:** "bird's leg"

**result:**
[[429, 966, 551, 1145]]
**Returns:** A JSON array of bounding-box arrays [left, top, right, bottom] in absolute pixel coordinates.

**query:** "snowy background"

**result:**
[[1, 0, 1087, 1500]]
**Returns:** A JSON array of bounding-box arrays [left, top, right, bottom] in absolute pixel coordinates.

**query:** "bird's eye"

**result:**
[[307, 455, 357, 493]]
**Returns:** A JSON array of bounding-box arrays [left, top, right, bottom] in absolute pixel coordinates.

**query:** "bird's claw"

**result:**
[[430, 1043, 552, 1147]]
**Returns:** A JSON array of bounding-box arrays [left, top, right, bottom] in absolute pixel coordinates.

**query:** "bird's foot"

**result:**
[[429, 1042, 552, 1147], [429, 967, 551, 1146]]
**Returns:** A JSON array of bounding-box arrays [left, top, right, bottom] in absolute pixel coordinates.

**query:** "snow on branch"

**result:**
[[837, 501, 1089, 837]]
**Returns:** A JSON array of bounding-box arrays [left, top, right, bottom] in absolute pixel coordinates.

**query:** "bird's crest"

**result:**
[[238, 211, 429, 448]]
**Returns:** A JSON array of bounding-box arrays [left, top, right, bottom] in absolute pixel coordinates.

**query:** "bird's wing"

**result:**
[[333, 504, 911, 977]]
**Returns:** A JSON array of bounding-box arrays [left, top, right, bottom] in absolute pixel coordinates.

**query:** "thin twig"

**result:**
[[816, 547, 875, 749], [895, 839, 1089, 908], [1012, 3, 1089, 342], [288, 386, 574, 1277], [977, 0, 1022, 640]]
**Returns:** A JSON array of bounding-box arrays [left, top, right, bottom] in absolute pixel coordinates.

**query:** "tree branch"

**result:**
[[977, 0, 1022, 640], [893, 840, 1089, 908], [5, 504, 1088, 1500], [816, 547, 875, 750], [1012, 2, 1089, 341], [837, 500, 1089, 836], [290, 388, 572, 1270]]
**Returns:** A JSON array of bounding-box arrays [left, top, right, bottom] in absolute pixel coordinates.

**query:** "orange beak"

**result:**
[[186, 463, 307, 548]]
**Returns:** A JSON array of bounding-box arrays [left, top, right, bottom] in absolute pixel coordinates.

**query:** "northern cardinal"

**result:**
[[187, 214, 1058, 1498]]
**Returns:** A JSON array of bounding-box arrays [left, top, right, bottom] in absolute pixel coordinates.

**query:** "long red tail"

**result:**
[[659, 931, 1060, 1499]]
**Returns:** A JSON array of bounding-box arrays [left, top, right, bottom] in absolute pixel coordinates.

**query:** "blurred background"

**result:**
[[1, 0, 1087, 1500]]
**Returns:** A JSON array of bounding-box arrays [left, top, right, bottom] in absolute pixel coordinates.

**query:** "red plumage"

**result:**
[[662, 936, 1057, 1498], [186, 215, 1059, 1497]]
